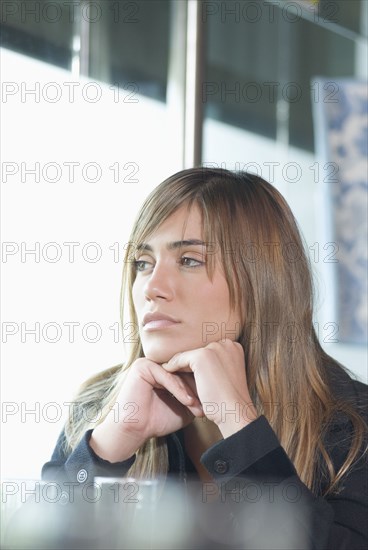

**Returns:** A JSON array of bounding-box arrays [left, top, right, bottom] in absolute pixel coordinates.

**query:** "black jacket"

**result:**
[[40, 364, 367, 549], [37, 367, 368, 550]]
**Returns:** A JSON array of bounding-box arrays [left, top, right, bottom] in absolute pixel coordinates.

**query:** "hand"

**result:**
[[90, 357, 204, 462], [162, 339, 257, 438]]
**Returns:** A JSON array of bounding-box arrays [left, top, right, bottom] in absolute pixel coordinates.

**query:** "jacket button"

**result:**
[[214, 460, 228, 474], [77, 469, 88, 483]]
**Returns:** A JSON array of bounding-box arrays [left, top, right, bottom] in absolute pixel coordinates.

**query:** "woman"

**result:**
[[43, 168, 367, 548]]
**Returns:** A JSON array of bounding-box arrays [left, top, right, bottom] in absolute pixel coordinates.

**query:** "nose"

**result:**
[[143, 261, 175, 302]]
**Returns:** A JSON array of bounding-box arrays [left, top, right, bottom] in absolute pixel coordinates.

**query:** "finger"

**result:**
[[155, 388, 203, 418], [143, 363, 198, 407], [170, 394, 204, 418], [177, 372, 199, 399], [161, 351, 199, 373], [161, 360, 192, 373], [171, 373, 201, 409], [187, 403, 205, 418]]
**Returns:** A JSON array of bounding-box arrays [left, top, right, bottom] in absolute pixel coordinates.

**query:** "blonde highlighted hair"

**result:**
[[64, 168, 366, 495]]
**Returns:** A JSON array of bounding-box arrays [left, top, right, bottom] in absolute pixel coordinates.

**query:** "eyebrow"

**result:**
[[136, 239, 207, 252]]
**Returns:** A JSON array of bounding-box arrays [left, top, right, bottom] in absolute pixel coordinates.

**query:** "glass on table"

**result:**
[[93, 476, 195, 549], [0, 479, 70, 549], [93, 477, 159, 549]]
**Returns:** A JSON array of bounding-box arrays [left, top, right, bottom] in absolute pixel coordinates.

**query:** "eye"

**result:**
[[180, 256, 204, 268], [133, 259, 153, 272]]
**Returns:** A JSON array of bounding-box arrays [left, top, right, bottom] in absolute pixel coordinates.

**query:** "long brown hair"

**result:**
[[65, 168, 366, 495]]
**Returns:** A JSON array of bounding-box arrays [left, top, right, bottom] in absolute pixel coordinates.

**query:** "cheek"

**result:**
[[189, 283, 231, 325], [202, 280, 230, 309]]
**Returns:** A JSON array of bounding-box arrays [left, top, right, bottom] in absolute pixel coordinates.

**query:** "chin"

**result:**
[[142, 336, 196, 364], [141, 334, 204, 364], [141, 343, 178, 364]]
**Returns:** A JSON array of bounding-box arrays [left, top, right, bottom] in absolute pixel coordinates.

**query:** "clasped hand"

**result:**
[[162, 338, 257, 438], [90, 339, 257, 462]]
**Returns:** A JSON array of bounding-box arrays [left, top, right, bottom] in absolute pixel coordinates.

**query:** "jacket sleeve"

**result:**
[[199, 415, 368, 550], [42, 429, 136, 486]]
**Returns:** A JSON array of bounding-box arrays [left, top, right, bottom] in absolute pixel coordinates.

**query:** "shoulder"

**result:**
[[326, 361, 367, 412], [323, 362, 367, 461]]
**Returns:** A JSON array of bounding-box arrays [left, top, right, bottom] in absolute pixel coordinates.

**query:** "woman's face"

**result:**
[[132, 204, 241, 363]]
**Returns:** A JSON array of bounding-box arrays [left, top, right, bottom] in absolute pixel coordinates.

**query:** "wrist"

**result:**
[[216, 400, 258, 439], [89, 421, 142, 463], [217, 417, 253, 439]]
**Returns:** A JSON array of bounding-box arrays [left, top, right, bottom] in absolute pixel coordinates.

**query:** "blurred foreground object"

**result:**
[[1, 476, 310, 549]]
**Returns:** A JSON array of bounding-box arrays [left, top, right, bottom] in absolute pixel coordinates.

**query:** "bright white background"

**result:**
[[1, 49, 181, 479], [1, 48, 367, 480]]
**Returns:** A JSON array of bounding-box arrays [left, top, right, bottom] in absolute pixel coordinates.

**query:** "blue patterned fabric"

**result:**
[[313, 78, 367, 344]]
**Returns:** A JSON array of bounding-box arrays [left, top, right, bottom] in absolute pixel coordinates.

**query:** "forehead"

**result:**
[[144, 204, 203, 243]]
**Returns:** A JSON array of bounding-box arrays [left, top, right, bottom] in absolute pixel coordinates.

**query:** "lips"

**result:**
[[143, 312, 181, 330]]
